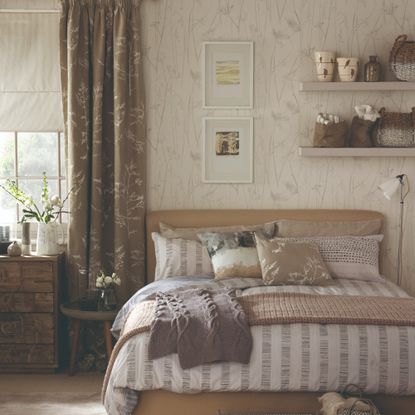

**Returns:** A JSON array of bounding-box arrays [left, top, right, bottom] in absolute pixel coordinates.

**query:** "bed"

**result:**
[[103, 209, 415, 415]]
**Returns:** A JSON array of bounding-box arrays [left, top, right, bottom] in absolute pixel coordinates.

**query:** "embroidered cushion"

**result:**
[[152, 232, 213, 280], [254, 232, 332, 286]]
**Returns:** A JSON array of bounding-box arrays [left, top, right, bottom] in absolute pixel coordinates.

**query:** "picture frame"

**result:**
[[202, 117, 253, 183], [203, 41, 254, 109]]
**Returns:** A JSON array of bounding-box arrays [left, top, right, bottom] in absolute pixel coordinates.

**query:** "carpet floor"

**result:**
[[0, 373, 105, 415]]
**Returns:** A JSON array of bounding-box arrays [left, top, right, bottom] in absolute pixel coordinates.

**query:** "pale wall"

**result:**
[[142, 0, 415, 295]]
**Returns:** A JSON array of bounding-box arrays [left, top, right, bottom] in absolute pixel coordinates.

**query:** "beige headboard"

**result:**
[[146, 209, 384, 283]]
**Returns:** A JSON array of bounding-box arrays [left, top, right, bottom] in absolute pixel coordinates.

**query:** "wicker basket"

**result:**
[[372, 107, 415, 147], [390, 34, 415, 81], [337, 401, 380, 415], [337, 384, 381, 415]]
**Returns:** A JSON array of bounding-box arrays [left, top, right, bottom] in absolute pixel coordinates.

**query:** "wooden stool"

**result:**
[[60, 302, 119, 375]]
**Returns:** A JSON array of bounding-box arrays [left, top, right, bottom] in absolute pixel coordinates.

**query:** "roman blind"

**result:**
[[0, 7, 63, 130]]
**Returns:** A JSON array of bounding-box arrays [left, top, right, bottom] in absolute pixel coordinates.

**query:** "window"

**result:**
[[0, 132, 67, 226]]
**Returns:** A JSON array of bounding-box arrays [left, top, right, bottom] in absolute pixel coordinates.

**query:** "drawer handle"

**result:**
[[0, 318, 23, 338]]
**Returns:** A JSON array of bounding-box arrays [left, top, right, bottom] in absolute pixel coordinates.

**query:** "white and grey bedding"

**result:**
[[104, 276, 415, 415]]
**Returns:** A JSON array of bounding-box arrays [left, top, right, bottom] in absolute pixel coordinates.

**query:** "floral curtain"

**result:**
[[59, 0, 146, 303]]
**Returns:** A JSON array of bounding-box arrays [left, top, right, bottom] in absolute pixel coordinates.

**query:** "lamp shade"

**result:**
[[378, 177, 401, 200]]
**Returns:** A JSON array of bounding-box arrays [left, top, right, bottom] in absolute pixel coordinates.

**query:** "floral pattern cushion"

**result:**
[[254, 232, 332, 286]]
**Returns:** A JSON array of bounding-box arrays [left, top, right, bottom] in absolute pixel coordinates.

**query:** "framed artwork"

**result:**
[[202, 117, 253, 183], [203, 41, 253, 108]]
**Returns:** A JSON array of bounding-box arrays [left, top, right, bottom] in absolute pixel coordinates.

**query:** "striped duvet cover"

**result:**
[[104, 276, 415, 415]]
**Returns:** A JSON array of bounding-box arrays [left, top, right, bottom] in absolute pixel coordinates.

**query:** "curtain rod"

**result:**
[[0, 9, 60, 14]]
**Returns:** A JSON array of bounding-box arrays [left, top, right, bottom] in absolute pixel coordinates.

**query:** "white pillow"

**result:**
[[152, 232, 214, 280], [271, 235, 383, 282]]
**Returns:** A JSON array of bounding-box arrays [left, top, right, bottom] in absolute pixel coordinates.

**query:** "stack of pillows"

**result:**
[[152, 218, 384, 285]]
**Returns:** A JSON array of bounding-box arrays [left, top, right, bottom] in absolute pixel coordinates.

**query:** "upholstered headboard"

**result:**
[[145, 209, 384, 283]]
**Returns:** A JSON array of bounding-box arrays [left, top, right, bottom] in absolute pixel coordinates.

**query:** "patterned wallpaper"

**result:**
[[141, 0, 415, 294]]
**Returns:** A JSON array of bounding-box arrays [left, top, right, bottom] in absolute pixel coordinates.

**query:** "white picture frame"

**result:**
[[203, 41, 254, 109], [202, 117, 253, 183]]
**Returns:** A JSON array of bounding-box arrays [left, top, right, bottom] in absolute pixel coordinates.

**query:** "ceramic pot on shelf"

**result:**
[[314, 51, 336, 82], [36, 222, 66, 255], [337, 57, 359, 81]]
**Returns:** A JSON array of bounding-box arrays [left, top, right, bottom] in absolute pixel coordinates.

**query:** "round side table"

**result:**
[[60, 302, 119, 376]]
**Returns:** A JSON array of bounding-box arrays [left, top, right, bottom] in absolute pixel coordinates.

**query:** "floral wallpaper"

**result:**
[[141, 0, 415, 296]]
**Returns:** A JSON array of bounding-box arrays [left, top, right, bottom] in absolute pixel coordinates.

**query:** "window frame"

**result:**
[[0, 130, 66, 226]]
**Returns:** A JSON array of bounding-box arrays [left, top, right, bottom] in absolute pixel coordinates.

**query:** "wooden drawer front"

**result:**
[[0, 263, 21, 292], [0, 344, 55, 365], [0, 313, 54, 344], [21, 263, 54, 292], [0, 262, 54, 292], [0, 293, 53, 313]]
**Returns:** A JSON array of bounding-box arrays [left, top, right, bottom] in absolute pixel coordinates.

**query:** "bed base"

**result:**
[[134, 390, 415, 415]]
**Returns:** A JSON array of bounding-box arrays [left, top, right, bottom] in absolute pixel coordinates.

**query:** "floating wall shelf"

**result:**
[[300, 81, 415, 92], [298, 147, 415, 157]]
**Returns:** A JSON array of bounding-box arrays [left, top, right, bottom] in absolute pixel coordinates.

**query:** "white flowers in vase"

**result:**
[[0, 172, 71, 223], [95, 270, 121, 289]]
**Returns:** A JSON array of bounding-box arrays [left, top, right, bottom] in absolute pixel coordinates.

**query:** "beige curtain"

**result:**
[[59, 0, 146, 303]]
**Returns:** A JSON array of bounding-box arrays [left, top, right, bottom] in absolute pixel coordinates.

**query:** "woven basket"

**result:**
[[338, 384, 381, 415], [337, 400, 380, 415], [372, 107, 415, 147], [390, 34, 415, 81]]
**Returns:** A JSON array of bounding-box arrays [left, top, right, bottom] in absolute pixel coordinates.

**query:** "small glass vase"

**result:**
[[97, 288, 117, 311], [364, 55, 381, 82]]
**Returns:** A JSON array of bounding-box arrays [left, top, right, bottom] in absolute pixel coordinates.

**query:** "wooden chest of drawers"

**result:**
[[0, 255, 62, 372]]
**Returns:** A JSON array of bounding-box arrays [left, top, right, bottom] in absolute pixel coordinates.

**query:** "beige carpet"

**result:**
[[0, 373, 106, 415]]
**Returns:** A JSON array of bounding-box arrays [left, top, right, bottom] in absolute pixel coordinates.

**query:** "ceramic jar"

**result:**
[[337, 57, 359, 81], [7, 241, 22, 256], [314, 51, 336, 82], [36, 222, 66, 255]]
